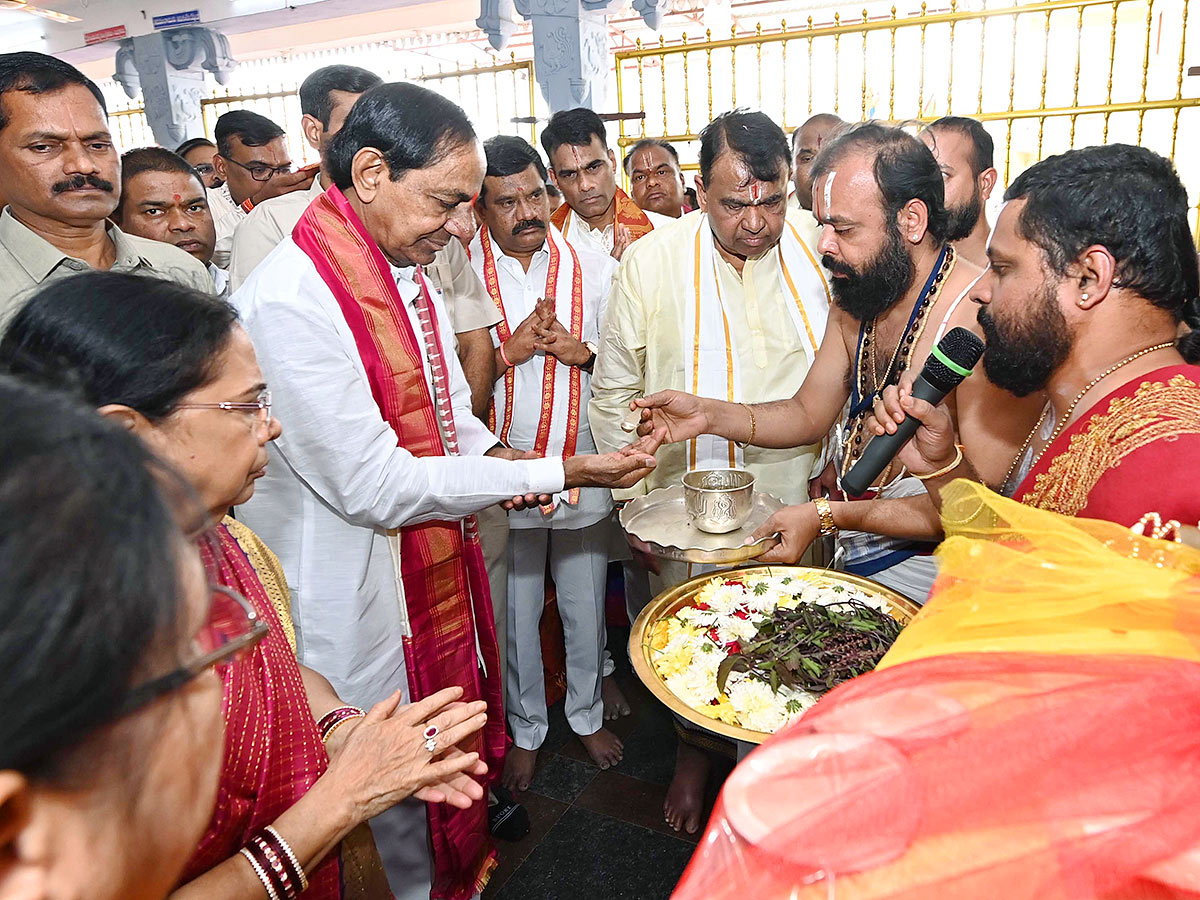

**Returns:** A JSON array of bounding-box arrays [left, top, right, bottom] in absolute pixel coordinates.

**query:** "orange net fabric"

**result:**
[[672, 481, 1200, 900]]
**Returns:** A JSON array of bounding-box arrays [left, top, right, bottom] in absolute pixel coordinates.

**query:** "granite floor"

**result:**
[[483, 626, 734, 900]]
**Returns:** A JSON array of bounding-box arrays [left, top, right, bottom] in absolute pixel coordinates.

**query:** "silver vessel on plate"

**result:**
[[682, 468, 756, 534]]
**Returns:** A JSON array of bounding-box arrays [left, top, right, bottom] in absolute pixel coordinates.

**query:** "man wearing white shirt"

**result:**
[[541, 107, 672, 261], [233, 82, 655, 900], [471, 135, 622, 793], [208, 109, 317, 268]]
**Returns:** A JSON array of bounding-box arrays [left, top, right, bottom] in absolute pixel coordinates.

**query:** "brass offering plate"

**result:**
[[629, 565, 921, 744], [619, 484, 784, 565]]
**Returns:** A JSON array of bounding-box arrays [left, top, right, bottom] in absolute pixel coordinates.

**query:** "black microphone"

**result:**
[[840, 326, 985, 497]]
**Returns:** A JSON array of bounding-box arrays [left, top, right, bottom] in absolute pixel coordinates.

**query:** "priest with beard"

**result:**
[[920, 116, 997, 268], [632, 122, 1041, 601], [865, 143, 1200, 527]]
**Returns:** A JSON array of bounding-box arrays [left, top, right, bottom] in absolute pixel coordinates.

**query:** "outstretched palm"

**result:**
[[634, 391, 711, 445]]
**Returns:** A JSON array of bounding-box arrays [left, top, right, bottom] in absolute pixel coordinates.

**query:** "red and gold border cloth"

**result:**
[[477, 222, 583, 512], [292, 186, 505, 900], [549, 185, 655, 242]]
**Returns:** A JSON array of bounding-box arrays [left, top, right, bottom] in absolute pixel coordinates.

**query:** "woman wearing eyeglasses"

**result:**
[[0, 272, 489, 900], [0, 376, 228, 899]]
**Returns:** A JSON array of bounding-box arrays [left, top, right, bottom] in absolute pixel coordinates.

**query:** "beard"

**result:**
[[823, 223, 916, 322], [977, 279, 1072, 397], [944, 187, 983, 242]]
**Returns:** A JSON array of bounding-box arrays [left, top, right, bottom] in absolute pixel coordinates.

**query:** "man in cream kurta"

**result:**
[[591, 203, 831, 514], [589, 110, 831, 837]]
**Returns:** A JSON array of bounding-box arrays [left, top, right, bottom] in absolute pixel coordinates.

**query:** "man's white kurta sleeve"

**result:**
[[242, 283, 564, 529]]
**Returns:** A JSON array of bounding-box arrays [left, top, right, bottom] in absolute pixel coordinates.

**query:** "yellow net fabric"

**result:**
[[879, 479, 1200, 669]]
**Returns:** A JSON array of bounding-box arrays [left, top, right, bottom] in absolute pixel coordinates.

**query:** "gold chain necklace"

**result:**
[[1001, 340, 1178, 492]]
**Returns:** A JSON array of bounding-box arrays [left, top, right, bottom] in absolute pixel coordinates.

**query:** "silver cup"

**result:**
[[682, 469, 756, 534]]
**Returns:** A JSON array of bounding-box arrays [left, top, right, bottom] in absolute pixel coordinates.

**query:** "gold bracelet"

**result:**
[[742, 403, 756, 447], [914, 444, 964, 481], [813, 496, 838, 537]]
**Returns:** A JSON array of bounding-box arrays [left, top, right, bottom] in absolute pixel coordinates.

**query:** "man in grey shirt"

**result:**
[[0, 52, 210, 320]]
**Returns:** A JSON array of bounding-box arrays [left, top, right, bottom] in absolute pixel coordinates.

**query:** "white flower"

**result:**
[[727, 677, 789, 733]]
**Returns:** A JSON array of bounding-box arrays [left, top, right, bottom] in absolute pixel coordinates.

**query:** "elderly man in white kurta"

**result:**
[[470, 135, 622, 793], [233, 83, 656, 900], [588, 109, 831, 837]]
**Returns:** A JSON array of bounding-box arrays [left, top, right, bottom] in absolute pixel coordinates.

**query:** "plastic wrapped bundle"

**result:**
[[672, 480, 1200, 900]]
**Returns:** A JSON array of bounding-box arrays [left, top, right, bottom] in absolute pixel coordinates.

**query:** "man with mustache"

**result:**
[[633, 123, 1039, 600], [541, 107, 671, 261], [920, 116, 997, 268], [0, 53, 211, 317], [590, 108, 831, 836], [867, 144, 1200, 527], [114, 146, 226, 294], [233, 82, 657, 900], [470, 134, 622, 792]]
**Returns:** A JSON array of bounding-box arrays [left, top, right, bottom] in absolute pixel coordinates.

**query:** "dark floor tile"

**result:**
[[492, 807, 696, 900], [575, 769, 703, 844], [525, 752, 598, 804], [484, 791, 569, 897]]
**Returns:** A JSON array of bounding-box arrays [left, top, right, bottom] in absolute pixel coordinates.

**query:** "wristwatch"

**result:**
[[581, 340, 598, 372]]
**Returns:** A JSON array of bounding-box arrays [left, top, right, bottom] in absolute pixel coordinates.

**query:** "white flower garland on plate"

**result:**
[[649, 572, 891, 734]]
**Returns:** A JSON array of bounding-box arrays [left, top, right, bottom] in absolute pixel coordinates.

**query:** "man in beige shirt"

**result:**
[[589, 109, 831, 836], [0, 52, 210, 319]]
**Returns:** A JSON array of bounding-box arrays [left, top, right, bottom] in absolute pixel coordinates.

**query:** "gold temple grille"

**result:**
[[613, 0, 1200, 239], [105, 54, 540, 164]]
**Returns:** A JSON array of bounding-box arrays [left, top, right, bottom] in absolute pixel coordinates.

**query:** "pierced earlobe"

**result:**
[[1078, 292, 1089, 307]]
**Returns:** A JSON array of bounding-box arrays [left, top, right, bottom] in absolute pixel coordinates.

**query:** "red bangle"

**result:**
[[240, 197, 255, 214], [263, 826, 308, 892], [317, 705, 364, 744], [499, 340, 514, 369]]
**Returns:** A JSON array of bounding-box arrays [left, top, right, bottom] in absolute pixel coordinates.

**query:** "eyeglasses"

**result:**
[[118, 584, 269, 715], [223, 157, 294, 182], [193, 163, 215, 176], [176, 390, 272, 424]]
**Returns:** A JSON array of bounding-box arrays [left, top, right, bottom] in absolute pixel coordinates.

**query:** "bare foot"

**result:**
[[502, 746, 538, 793], [664, 743, 709, 834], [602, 674, 632, 720], [579, 727, 624, 769]]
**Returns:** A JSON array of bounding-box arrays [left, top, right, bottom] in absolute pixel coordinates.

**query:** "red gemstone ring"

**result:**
[[423, 724, 439, 753]]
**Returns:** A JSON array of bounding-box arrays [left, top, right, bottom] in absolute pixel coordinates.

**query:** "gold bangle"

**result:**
[[813, 496, 837, 537], [742, 403, 756, 447], [914, 444, 964, 481]]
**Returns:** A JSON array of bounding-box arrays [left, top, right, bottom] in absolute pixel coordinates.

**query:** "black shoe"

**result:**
[[488, 786, 530, 841]]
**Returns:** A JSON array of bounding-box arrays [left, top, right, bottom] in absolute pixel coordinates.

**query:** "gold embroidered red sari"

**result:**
[[291, 186, 505, 900]]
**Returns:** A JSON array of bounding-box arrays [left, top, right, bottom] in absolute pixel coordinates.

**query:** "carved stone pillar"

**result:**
[[113, 27, 236, 148], [512, 0, 610, 113]]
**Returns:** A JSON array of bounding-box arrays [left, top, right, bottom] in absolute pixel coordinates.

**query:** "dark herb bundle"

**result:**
[[716, 598, 902, 695]]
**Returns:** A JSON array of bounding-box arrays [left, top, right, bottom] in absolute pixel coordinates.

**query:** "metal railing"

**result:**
[[103, 53, 539, 159], [613, 0, 1200, 234]]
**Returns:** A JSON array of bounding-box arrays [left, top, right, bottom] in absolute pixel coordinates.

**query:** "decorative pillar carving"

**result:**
[[114, 27, 237, 147], [477, 0, 659, 113]]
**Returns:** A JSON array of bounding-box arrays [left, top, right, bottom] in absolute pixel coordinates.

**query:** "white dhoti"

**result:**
[[506, 520, 609, 749]]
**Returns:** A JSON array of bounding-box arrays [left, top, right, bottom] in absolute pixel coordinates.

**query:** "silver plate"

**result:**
[[619, 484, 784, 565]]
